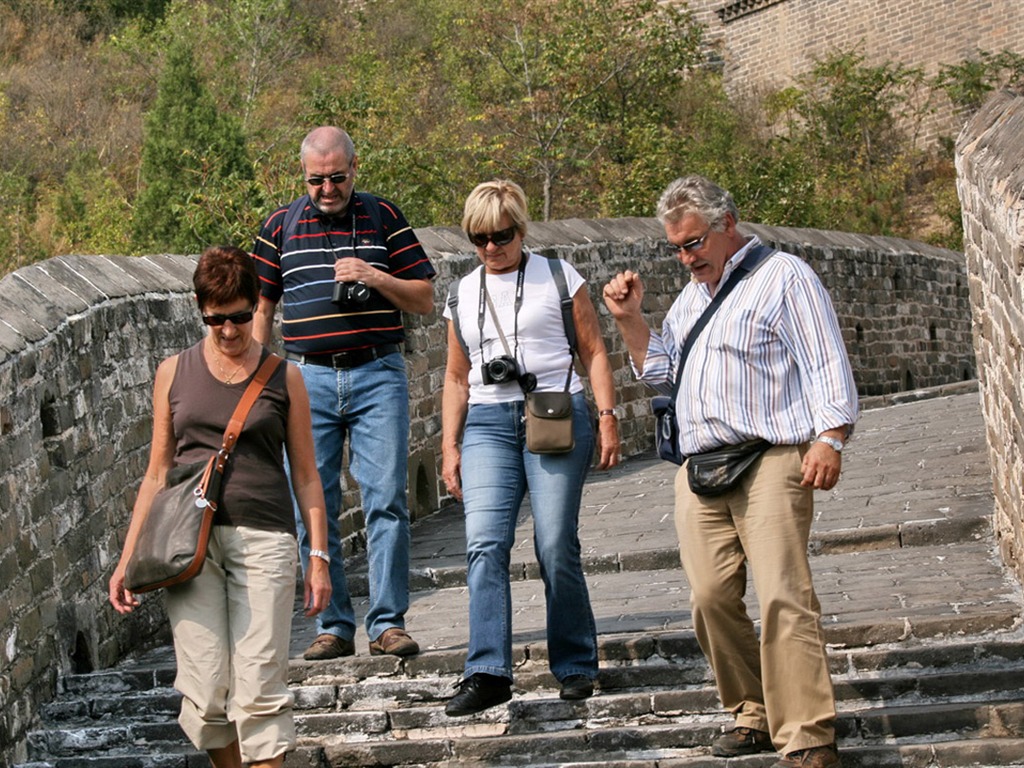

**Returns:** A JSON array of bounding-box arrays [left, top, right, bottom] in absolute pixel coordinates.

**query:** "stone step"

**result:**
[[312, 721, 1024, 767], [15, 748, 323, 768], [20, 735, 1024, 768], [311, 540, 1022, 664], [348, 512, 996, 600], [26, 646, 1024, 763], [42, 631, 1024, 721]]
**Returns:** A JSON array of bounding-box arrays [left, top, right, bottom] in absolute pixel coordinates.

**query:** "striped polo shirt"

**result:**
[[638, 236, 859, 455], [252, 192, 436, 355]]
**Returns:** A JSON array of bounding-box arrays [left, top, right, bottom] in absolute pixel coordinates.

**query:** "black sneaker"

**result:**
[[559, 674, 595, 701], [444, 673, 512, 717]]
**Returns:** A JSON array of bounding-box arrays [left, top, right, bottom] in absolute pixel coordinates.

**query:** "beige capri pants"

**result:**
[[165, 524, 297, 763]]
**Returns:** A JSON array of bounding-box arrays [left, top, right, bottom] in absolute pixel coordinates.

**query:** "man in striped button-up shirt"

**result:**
[[604, 176, 857, 768]]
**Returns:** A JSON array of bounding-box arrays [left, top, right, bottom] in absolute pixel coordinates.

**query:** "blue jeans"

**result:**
[[293, 352, 411, 643], [459, 392, 598, 682]]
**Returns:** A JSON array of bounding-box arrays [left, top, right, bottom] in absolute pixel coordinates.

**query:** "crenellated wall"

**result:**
[[956, 89, 1024, 585], [0, 222, 973, 762], [682, 0, 1024, 143]]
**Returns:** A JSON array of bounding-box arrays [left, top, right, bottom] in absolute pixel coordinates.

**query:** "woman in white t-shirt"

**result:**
[[441, 179, 620, 717]]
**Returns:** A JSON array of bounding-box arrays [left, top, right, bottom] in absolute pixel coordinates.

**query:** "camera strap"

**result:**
[[477, 253, 528, 366], [321, 209, 358, 263]]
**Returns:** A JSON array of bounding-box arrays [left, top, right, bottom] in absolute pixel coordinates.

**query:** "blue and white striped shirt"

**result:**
[[638, 236, 859, 455]]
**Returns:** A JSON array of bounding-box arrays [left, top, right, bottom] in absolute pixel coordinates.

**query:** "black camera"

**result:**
[[481, 355, 520, 385], [481, 356, 536, 391], [332, 280, 371, 306]]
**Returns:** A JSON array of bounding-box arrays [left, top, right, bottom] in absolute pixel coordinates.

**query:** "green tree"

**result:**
[[932, 49, 1024, 117], [133, 38, 258, 253], [441, 0, 703, 220], [778, 50, 929, 234]]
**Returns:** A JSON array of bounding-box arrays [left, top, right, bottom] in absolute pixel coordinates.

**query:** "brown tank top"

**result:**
[[168, 341, 294, 535]]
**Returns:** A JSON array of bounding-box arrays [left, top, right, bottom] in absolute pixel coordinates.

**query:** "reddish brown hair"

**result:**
[[193, 246, 260, 311]]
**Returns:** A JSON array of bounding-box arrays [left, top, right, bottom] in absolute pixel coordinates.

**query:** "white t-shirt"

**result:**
[[443, 254, 585, 405]]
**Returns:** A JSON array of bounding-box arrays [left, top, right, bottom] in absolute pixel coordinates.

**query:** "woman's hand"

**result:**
[[304, 557, 333, 617], [442, 446, 463, 501], [595, 413, 621, 470], [108, 565, 140, 614]]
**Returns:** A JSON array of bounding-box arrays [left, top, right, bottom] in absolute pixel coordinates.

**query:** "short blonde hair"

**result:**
[[462, 180, 529, 239]]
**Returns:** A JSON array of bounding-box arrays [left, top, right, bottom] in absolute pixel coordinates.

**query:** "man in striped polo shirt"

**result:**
[[603, 176, 857, 768], [252, 126, 436, 660]]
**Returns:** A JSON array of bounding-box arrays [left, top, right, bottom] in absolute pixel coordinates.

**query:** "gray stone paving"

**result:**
[[291, 386, 1024, 659]]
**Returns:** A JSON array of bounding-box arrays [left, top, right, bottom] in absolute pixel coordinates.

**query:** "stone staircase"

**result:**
[[16, 389, 1024, 767], [15, 619, 1024, 767]]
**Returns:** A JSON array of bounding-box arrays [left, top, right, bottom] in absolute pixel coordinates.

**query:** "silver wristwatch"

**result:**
[[309, 548, 331, 565], [816, 435, 844, 453]]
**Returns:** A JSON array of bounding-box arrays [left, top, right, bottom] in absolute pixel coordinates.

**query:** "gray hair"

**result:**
[[300, 126, 356, 165], [655, 175, 738, 229]]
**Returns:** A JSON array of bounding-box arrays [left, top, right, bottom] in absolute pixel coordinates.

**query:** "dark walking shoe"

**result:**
[[368, 628, 420, 657], [711, 726, 774, 757], [772, 743, 841, 768], [303, 633, 355, 661], [559, 674, 595, 701], [444, 673, 512, 717]]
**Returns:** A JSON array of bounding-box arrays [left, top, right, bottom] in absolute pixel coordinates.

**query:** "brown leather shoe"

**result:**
[[303, 633, 355, 660], [369, 627, 419, 657], [772, 743, 842, 768], [711, 726, 773, 757]]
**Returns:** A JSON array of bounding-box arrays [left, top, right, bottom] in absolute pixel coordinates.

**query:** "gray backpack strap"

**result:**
[[280, 195, 310, 248], [545, 256, 577, 353], [447, 277, 470, 358]]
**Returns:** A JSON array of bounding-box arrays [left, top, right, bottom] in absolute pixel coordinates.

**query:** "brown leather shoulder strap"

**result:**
[[219, 352, 284, 457]]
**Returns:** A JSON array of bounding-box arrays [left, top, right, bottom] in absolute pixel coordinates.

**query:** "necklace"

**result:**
[[214, 339, 253, 384]]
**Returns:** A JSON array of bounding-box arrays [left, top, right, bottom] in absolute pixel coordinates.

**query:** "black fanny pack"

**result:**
[[686, 439, 772, 497]]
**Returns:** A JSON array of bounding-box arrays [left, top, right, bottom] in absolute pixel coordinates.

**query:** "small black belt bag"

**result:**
[[652, 243, 776, 466], [686, 439, 773, 497]]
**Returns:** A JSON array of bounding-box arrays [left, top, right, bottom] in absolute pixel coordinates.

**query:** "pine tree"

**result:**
[[133, 39, 254, 254]]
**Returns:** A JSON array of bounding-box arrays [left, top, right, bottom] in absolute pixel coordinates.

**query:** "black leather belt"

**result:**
[[285, 344, 401, 369]]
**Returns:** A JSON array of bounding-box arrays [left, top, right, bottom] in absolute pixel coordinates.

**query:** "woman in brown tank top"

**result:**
[[108, 246, 331, 768]]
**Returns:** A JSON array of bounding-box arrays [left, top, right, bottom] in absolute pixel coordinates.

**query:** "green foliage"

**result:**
[[439, 0, 703, 220], [762, 50, 931, 236], [49, 156, 134, 256], [932, 49, 1024, 114], [0, 0, 1010, 275], [133, 38, 259, 253], [0, 170, 47, 274]]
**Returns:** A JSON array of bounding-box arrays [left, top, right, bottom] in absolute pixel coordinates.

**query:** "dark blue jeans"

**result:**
[[293, 352, 411, 643], [459, 392, 598, 682]]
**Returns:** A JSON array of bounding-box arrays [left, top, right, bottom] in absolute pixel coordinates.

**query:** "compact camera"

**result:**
[[332, 280, 371, 306], [481, 355, 520, 385], [481, 356, 537, 391]]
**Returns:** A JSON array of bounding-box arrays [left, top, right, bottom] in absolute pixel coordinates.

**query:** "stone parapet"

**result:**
[[956, 88, 1024, 586]]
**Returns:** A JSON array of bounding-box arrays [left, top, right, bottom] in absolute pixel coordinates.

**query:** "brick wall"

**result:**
[[681, 0, 1024, 142], [956, 89, 1024, 585], [0, 223, 973, 762]]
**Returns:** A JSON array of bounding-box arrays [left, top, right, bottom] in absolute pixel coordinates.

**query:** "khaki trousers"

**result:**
[[165, 525, 297, 763], [674, 444, 836, 754]]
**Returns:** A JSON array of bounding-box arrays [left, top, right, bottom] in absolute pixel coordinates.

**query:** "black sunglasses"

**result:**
[[202, 309, 254, 327], [468, 226, 518, 248], [305, 172, 350, 187]]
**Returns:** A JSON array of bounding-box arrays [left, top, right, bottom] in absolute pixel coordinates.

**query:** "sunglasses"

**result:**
[[202, 309, 254, 327], [468, 226, 518, 248], [305, 172, 350, 187], [674, 225, 713, 254]]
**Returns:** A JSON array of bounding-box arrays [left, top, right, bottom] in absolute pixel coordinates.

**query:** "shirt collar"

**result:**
[[698, 235, 761, 298]]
